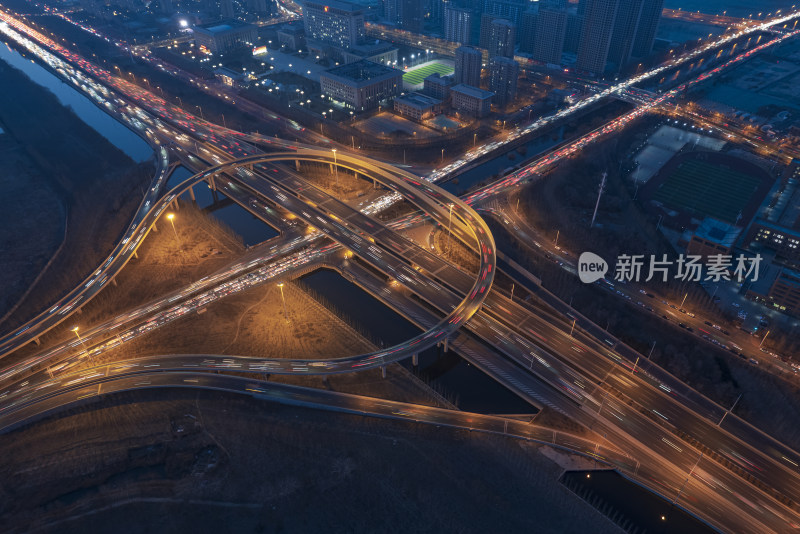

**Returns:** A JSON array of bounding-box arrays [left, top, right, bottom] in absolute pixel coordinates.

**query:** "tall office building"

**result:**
[[607, 0, 643, 66], [487, 18, 515, 58], [518, 9, 538, 54], [488, 56, 519, 106], [576, 0, 619, 74], [444, 5, 473, 44], [221, 0, 235, 18], [304, 0, 366, 49], [532, 6, 566, 64], [454, 45, 482, 86], [631, 0, 663, 58]]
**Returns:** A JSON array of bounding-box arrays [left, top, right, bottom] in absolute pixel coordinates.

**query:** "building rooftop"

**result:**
[[450, 84, 495, 100], [456, 45, 482, 55], [196, 19, 255, 34], [305, 0, 363, 13], [395, 92, 443, 110], [323, 60, 402, 85], [694, 217, 741, 248], [491, 18, 516, 28], [424, 72, 453, 86], [349, 40, 395, 55]]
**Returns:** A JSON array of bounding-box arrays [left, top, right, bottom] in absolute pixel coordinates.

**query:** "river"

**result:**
[[0, 40, 152, 162]]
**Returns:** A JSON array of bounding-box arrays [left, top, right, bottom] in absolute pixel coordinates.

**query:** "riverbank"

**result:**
[[0, 58, 153, 330]]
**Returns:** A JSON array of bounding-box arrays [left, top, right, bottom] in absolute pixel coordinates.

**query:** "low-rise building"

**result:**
[[307, 39, 398, 66], [423, 72, 453, 101], [450, 84, 494, 117], [277, 26, 306, 51], [687, 217, 741, 259], [320, 60, 403, 111], [748, 266, 800, 316], [768, 268, 800, 315], [748, 220, 800, 266], [214, 66, 247, 87], [393, 92, 443, 121], [193, 20, 258, 53]]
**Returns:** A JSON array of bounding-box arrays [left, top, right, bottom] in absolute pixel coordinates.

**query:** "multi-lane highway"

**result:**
[[3, 5, 800, 532]]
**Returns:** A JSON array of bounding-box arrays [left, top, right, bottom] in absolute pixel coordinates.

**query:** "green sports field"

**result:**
[[402, 62, 454, 86], [653, 159, 760, 223]]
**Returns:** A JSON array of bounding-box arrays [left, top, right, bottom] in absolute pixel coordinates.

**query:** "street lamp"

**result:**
[[446, 203, 454, 253], [277, 282, 288, 322], [331, 148, 338, 185], [167, 212, 180, 241], [71, 326, 84, 346], [759, 330, 770, 348], [441, 147, 445, 163]]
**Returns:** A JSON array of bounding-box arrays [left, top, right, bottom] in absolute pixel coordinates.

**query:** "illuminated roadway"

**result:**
[[4, 6, 800, 532]]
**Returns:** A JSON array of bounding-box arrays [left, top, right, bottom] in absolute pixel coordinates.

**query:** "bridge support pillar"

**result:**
[[76, 306, 82, 315], [111, 277, 118, 287], [412, 353, 418, 366], [443, 337, 449, 353], [381, 366, 387, 378], [189, 185, 196, 203], [133, 250, 138, 259], [295, 160, 301, 171], [34, 337, 40, 346], [329, 163, 334, 173]]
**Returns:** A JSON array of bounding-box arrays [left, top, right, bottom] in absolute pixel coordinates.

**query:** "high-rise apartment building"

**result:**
[[479, 13, 498, 50], [444, 5, 473, 44], [607, 0, 643, 66], [564, 9, 583, 53], [248, 0, 271, 15], [384, 0, 401, 25], [576, 0, 662, 73], [430, 0, 445, 26], [483, 0, 527, 27], [532, 6, 566, 64], [487, 18, 515, 58], [384, 0, 423, 32], [304, 0, 366, 49], [221, 0, 235, 19], [488, 55, 519, 106], [631, 0, 663, 58], [454, 45, 482, 86], [576, 0, 619, 74], [518, 9, 538, 54]]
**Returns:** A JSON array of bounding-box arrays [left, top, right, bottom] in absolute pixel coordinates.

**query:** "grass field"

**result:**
[[653, 159, 760, 223], [403, 61, 454, 86]]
